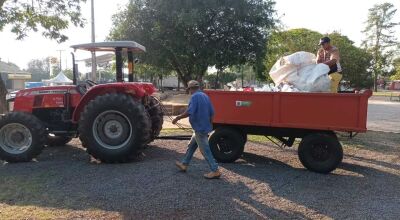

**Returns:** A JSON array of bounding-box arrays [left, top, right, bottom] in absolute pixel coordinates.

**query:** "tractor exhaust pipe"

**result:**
[[71, 52, 78, 85]]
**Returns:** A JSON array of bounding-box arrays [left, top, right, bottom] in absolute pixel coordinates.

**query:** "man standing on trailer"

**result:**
[[316, 37, 343, 93], [172, 80, 221, 179]]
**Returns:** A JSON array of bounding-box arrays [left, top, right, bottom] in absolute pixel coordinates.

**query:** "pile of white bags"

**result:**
[[268, 51, 331, 92]]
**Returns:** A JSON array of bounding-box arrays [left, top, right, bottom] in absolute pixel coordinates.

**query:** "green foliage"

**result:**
[[265, 28, 322, 71], [362, 2, 399, 91], [109, 0, 277, 87], [391, 58, 400, 80], [204, 72, 238, 87], [329, 33, 374, 88], [264, 28, 373, 89], [63, 69, 74, 81], [26, 58, 50, 82], [135, 64, 174, 82], [0, 0, 86, 43]]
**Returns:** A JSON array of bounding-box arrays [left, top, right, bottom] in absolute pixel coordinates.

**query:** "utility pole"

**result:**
[[90, 0, 97, 82], [56, 49, 65, 71]]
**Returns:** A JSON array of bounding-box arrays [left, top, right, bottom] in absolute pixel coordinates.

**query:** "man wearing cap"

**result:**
[[316, 37, 343, 93], [172, 80, 221, 179]]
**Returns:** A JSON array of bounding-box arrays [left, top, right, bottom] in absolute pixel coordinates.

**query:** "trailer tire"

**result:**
[[298, 133, 343, 174], [79, 93, 151, 163], [146, 96, 164, 141], [209, 128, 245, 163], [0, 112, 46, 162], [46, 135, 73, 147]]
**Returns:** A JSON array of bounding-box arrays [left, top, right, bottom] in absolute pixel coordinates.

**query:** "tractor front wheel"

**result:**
[[78, 93, 151, 163], [0, 112, 46, 162]]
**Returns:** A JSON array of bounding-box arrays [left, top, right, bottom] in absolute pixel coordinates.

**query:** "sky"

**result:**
[[0, 0, 399, 70]]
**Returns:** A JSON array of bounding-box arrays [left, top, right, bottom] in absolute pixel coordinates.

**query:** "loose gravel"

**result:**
[[0, 131, 399, 219]]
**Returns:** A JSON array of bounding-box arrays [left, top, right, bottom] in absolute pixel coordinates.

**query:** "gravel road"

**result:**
[[0, 131, 399, 219]]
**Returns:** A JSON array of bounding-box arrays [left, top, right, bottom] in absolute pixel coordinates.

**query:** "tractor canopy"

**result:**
[[70, 41, 146, 53], [70, 41, 146, 83]]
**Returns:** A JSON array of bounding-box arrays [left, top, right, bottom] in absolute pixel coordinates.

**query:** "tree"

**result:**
[[390, 58, 400, 80], [362, 2, 399, 91], [26, 58, 51, 82], [109, 0, 276, 87], [264, 28, 373, 89], [0, 0, 86, 42], [0, 0, 86, 113], [205, 71, 238, 88]]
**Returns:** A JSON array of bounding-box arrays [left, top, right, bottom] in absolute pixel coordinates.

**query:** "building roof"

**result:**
[[0, 61, 30, 74], [71, 41, 146, 53]]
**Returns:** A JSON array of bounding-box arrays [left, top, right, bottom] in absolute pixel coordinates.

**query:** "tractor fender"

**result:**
[[72, 83, 146, 123]]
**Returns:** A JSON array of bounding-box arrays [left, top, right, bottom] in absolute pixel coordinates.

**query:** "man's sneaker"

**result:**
[[204, 170, 222, 179], [175, 161, 188, 172]]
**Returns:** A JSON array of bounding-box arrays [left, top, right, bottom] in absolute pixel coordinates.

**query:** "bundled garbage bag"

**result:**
[[269, 51, 331, 92]]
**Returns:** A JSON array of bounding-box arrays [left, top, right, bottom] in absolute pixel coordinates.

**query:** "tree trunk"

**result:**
[[0, 76, 8, 114]]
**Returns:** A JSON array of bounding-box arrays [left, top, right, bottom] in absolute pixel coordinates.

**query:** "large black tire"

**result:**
[[46, 135, 73, 147], [209, 128, 245, 163], [0, 112, 46, 162], [146, 96, 164, 141], [298, 133, 343, 174], [78, 93, 151, 163]]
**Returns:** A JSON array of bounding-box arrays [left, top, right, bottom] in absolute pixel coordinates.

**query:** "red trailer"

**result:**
[[205, 90, 372, 173]]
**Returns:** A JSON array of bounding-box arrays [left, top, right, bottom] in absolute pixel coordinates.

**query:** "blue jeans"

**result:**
[[181, 132, 219, 172]]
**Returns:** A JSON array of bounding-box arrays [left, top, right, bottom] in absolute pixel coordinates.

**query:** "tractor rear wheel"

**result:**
[[46, 134, 73, 147], [0, 112, 46, 162], [146, 96, 164, 141], [78, 93, 151, 163]]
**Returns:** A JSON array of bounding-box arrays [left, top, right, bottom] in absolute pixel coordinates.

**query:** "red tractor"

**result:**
[[0, 41, 163, 163]]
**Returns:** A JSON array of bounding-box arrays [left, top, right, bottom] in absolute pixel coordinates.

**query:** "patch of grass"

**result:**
[[373, 91, 400, 97], [248, 135, 271, 144]]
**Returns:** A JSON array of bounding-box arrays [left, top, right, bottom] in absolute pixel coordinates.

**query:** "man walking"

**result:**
[[172, 80, 221, 179], [316, 37, 343, 93]]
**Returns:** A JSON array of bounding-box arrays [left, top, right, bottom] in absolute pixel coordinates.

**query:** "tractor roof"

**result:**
[[71, 41, 146, 52]]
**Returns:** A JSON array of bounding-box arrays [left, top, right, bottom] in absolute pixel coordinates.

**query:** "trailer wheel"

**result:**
[[146, 96, 164, 141], [0, 112, 46, 162], [78, 93, 151, 163], [46, 134, 73, 147], [298, 133, 343, 174], [209, 128, 245, 163]]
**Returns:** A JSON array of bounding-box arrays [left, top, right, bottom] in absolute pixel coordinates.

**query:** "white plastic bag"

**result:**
[[268, 52, 331, 92]]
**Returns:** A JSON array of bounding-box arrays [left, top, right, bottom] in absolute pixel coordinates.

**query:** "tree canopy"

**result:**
[[362, 2, 399, 91], [0, 0, 86, 42], [26, 58, 51, 82], [109, 0, 277, 87], [264, 28, 373, 89], [390, 58, 400, 80]]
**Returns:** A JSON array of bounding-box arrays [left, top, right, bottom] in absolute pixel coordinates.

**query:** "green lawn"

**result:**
[[373, 91, 400, 97]]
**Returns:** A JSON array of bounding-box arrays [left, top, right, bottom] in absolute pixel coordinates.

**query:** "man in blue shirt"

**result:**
[[172, 80, 221, 179]]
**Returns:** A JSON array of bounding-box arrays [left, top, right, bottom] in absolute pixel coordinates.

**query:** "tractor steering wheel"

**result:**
[[85, 79, 97, 88]]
